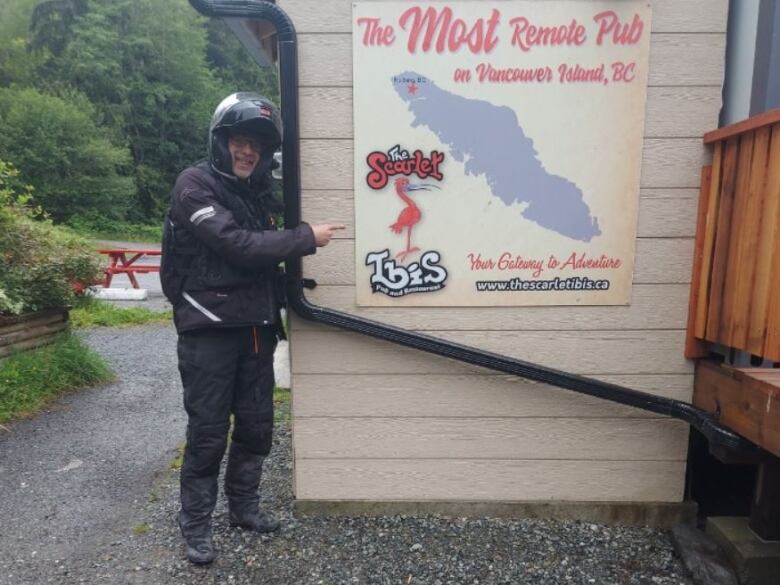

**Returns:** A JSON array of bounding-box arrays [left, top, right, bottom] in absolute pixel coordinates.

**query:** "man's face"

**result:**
[[228, 134, 262, 179]]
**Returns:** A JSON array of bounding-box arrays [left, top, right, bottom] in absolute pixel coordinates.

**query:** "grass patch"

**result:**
[[70, 296, 171, 328], [274, 387, 291, 424], [169, 444, 185, 471], [132, 522, 151, 535], [0, 332, 115, 424]]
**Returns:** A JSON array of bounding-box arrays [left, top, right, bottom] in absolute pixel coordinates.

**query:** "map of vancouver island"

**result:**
[[392, 70, 602, 242]]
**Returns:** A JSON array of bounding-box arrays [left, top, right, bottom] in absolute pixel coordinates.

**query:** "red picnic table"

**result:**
[[97, 248, 161, 289]]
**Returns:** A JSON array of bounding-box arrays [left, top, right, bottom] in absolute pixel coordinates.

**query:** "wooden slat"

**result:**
[[693, 362, 780, 458], [279, 0, 729, 34], [0, 307, 68, 325], [302, 190, 698, 239], [720, 133, 756, 345], [0, 330, 64, 359], [290, 329, 692, 375], [747, 126, 780, 354], [695, 142, 723, 337], [301, 139, 708, 191], [704, 108, 780, 144], [0, 311, 66, 336], [299, 86, 722, 140], [294, 418, 690, 461], [705, 137, 739, 342], [763, 164, 780, 362], [292, 373, 694, 418], [295, 284, 689, 331], [294, 459, 686, 502], [303, 237, 694, 286], [686, 166, 712, 358], [730, 127, 771, 349], [0, 320, 69, 349], [738, 368, 780, 382]]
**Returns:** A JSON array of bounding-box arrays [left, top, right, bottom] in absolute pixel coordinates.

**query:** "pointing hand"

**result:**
[[311, 223, 346, 247]]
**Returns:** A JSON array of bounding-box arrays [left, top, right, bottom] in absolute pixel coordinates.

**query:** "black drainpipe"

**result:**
[[188, 0, 763, 457]]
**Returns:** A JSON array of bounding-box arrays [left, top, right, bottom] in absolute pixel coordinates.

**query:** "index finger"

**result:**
[[330, 224, 347, 230]]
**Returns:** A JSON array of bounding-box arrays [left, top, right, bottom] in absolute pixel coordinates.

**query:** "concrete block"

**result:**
[[93, 288, 149, 301], [706, 516, 780, 585]]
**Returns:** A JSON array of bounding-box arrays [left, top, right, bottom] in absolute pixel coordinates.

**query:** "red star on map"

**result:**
[[407, 82, 418, 95]]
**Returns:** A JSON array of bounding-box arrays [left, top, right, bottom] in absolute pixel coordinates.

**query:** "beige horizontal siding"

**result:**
[[279, 0, 728, 34], [293, 373, 694, 418], [291, 328, 691, 375], [300, 138, 707, 190], [294, 418, 689, 460], [295, 459, 686, 502], [293, 284, 689, 330], [301, 189, 698, 239], [280, 0, 727, 506], [303, 237, 694, 285], [300, 86, 722, 139], [297, 34, 725, 87]]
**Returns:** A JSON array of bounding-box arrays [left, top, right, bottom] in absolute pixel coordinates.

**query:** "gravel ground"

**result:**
[[106, 425, 695, 585], [0, 323, 695, 585]]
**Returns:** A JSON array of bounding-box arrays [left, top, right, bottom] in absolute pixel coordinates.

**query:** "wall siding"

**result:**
[[280, 0, 728, 504]]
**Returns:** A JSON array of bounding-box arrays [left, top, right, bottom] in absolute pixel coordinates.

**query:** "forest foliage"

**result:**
[[0, 0, 278, 226]]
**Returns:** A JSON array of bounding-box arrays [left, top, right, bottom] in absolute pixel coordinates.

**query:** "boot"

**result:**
[[178, 514, 216, 564], [229, 508, 280, 533], [179, 465, 220, 564], [224, 441, 281, 533]]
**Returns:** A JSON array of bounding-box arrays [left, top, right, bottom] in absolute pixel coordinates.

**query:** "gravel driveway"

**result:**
[[0, 322, 695, 585]]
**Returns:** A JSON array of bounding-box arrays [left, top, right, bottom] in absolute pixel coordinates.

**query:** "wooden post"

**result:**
[[686, 165, 713, 358]]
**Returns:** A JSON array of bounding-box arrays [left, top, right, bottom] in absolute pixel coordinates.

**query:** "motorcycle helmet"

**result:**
[[208, 92, 282, 182]]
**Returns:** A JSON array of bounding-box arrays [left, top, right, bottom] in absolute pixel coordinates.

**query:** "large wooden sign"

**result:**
[[353, 1, 652, 306]]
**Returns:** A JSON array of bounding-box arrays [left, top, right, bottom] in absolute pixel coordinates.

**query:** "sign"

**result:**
[[353, 1, 652, 306]]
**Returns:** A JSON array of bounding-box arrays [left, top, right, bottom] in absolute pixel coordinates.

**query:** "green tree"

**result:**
[[0, 0, 41, 45], [46, 0, 222, 219], [0, 86, 135, 222], [3, 0, 280, 224], [29, 0, 88, 57], [0, 37, 47, 87]]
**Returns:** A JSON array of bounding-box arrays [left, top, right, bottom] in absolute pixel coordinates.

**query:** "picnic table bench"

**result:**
[[97, 248, 161, 289]]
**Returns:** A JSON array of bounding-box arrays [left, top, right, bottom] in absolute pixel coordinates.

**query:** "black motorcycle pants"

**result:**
[[176, 325, 276, 534]]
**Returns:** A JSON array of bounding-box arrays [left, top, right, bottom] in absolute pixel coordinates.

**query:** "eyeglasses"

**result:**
[[229, 136, 263, 152]]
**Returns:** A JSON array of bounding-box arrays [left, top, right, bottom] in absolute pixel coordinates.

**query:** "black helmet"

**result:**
[[208, 92, 282, 181]]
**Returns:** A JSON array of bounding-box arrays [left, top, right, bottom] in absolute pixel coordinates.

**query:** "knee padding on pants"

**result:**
[[184, 421, 230, 477], [232, 418, 273, 456]]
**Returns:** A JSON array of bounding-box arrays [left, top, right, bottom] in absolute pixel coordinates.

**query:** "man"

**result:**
[[161, 92, 344, 564]]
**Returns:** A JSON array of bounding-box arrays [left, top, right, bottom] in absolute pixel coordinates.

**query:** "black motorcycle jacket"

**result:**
[[162, 160, 316, 334]]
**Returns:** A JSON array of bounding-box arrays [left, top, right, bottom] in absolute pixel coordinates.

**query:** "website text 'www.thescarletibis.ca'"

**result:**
[[475, 276, 611, 292]]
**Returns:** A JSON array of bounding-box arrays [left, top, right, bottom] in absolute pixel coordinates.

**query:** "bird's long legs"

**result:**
[[395, 226, 420, 262]]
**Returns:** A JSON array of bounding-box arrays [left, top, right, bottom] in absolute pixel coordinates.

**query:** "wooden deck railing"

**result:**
[[687, 108, 780, 361]]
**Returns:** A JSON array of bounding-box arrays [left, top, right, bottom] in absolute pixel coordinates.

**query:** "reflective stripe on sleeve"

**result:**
[[189, 206, 216, 226]]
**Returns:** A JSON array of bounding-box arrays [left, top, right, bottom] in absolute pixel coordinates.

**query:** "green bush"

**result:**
[[0, 86, 135, 222], [0, 159, 102, 316]]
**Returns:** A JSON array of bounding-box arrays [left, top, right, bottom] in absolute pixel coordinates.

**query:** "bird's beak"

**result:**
[[406, 183, 441, 192]]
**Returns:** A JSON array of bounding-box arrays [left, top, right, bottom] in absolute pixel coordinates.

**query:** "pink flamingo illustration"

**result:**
[[389, 177, 439, 262]]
